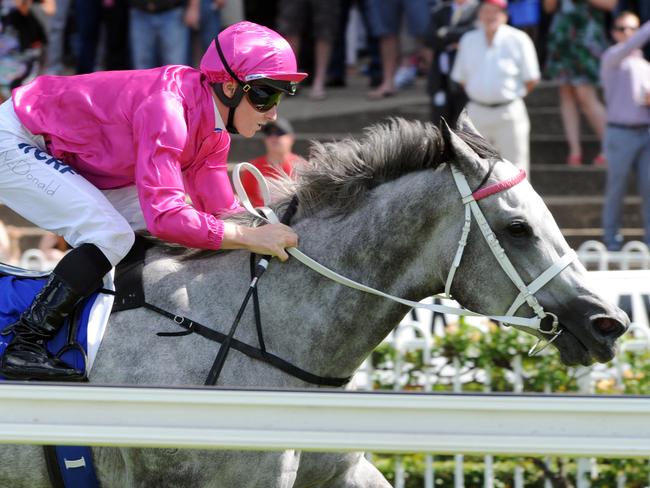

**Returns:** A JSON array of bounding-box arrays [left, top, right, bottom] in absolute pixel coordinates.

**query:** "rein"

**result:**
[[111, 224, 350, 387], [232, 161, 577, 357], [203, 196, 301, 386]]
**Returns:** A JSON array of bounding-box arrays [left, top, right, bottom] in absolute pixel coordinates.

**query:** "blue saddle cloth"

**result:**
[[0, 276, 98, 378]]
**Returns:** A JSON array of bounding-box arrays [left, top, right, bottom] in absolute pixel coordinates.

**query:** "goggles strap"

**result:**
[[226, 107, 238, 135]]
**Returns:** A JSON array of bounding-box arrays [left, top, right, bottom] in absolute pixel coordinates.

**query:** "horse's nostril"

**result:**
[[592, 317, 626, 337]]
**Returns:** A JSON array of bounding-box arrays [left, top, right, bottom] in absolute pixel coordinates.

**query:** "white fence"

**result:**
[[1, 384, 650, 458], [577, 240, 650, 270]]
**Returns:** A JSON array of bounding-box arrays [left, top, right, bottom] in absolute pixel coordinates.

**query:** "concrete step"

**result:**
[[229, 134, 332, 163], [0, 206, 37, 227], [531, 165, 606, 196], [291, 105, 424, 135], [546, 196, 643, 229], [524, 83, 569, 108], [529, 107, 599, 137], [288, 103, 592, 139], [529, 165, 636, 197], [0, 206, 45, 253]]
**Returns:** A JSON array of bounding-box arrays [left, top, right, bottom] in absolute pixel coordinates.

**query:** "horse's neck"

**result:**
[[251, 171, 452, 377], [144, 170, 453, 382]]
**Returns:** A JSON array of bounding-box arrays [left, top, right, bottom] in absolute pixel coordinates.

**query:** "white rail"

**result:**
[[577, 240, 650, 270], [1, 384, 650, 457]]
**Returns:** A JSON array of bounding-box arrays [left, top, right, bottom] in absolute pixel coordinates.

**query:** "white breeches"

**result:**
[[0, 99, 138, 266]]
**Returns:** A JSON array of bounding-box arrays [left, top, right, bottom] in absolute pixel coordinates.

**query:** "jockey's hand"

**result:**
[[222, 222, 298, 262]]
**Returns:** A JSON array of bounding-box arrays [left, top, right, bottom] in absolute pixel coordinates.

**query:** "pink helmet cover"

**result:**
[[200, 21, 307, 84]]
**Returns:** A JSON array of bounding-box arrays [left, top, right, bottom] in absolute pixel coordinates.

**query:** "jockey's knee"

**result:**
[[94, 228, 135, 267]]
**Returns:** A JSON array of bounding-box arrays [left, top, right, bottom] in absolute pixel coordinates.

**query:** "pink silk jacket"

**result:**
[[12, 66, 240, 250]]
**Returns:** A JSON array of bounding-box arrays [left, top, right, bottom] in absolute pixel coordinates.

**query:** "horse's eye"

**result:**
[[507, 221, 530, 238]]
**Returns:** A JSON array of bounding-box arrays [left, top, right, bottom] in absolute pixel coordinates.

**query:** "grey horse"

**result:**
[[0, 117, 628, 487]]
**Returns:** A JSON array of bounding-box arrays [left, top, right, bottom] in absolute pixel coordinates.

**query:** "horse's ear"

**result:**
[[440, 118, 487, 175], [455, 110, 482, 137], [440, 118, 477, 161]]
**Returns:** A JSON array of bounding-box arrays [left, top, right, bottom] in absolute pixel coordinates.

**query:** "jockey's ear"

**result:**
[[455, 110, 482, 138], [222, 81, 237, 98]]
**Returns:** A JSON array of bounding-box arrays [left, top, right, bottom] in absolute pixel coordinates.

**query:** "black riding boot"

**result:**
[[0, 274, 86, 380], [0, 243, 112, 381]]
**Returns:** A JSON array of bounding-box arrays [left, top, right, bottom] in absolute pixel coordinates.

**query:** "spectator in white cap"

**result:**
[[451, 0, 540, 174]]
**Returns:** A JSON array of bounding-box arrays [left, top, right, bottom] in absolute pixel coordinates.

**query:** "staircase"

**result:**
[[0, 76, 643, 253], [228, 78, 642, 249]]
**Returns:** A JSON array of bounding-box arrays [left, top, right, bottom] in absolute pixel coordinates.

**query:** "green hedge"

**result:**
[[370, 318, 650, 394], [369, 318, 650, 484], [372, 456, 650, 488]]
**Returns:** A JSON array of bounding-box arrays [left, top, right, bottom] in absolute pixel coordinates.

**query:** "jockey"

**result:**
[[0, 21, 305, 381]]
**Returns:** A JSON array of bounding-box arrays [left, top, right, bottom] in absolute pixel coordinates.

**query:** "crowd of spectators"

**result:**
[[0, 0, 649, 257], [0, 1, 646, 99]]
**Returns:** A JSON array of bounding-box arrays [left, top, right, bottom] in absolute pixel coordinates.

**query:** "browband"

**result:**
[[472, 169, 527, 201]]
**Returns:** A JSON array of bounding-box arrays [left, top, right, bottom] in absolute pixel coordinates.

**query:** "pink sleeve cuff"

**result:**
[[207, 216, 225, 249]]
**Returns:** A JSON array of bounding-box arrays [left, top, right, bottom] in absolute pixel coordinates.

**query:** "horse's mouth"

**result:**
[[555, 317, 623, 366], [555, 327, 595, 366]]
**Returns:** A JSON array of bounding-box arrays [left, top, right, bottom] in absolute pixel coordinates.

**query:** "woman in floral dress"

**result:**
[[544, 0, 616, 165]]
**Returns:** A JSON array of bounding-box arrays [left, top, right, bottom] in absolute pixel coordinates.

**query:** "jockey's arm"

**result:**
[[134, 95, 297, 260]]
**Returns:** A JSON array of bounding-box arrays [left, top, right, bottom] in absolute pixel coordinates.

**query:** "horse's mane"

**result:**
[[225, 117, 499, 227], [148, 117, 500, 259]]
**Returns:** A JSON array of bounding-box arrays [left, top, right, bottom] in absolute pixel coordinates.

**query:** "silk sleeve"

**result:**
[[132, 93, 225, 249]]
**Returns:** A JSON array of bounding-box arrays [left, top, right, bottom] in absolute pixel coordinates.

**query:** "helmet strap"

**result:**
[[212, 83, 244, 134], [210, 36, 253, 134]]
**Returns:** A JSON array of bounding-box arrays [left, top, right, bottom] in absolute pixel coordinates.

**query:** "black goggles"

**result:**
[[244, 82, 285, 112], [213, 36, 298, 112]]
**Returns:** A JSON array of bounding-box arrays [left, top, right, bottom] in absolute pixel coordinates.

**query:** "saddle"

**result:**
[[0, 237, 153, 381]]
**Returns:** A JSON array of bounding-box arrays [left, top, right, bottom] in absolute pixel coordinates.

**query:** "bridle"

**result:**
[[445, 165, 576, 354], [233, 161, 577, 356]]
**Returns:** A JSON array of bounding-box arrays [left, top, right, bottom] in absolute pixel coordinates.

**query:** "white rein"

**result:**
[[232, 162, 577, 356]]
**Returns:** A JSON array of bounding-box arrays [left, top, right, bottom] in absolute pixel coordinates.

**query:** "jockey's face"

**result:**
[[220, 81, 279, 138], [237, 95, 278, 138]]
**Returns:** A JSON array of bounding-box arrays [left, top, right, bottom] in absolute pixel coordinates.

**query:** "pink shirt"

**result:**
[[12, 66, 240, 250]]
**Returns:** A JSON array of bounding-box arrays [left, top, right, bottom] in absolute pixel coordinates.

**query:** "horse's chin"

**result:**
[[555, 345, 596, 367], [553, 326, 616, 367]]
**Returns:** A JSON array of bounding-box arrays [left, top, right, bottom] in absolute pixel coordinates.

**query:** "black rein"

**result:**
[[152, 195, 351, 387]]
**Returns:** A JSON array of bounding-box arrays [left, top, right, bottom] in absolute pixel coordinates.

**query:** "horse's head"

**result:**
[[439, 114, 628, 366]]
